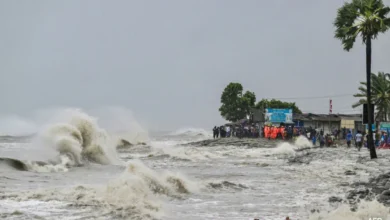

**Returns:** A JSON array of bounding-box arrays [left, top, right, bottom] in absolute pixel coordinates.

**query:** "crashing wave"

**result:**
[[37, 109, 121, 166], [1, 161, 197, 219], [273, 135, 313, 156], [0, 109, 124, 172], [0, 156, 71, 172], [126, 160, 198, 196]]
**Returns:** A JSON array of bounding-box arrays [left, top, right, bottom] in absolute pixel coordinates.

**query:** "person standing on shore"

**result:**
[[220, 126, 226, 138], [310, 128, 317, 146], [346, 130, 352, 147], [226, 126, 231, 137], [355, 130, 363, 151], [342, 127, 347, 140], [319, 134, 325, 147], [375, 132, 380, 147], [312, 134, 317, 146]]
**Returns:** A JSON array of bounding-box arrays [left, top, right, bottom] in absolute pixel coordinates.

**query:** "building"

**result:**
[[247, 108, 366, 134], [293, 113, 363, 134]]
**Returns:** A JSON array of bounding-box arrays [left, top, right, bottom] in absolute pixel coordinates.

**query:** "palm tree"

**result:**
[[334, 0, 390, 159], [353, 72, 390, 122]]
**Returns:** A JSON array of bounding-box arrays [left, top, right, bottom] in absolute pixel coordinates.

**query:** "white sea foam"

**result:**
[[150, 141, 221, 161], [169, 127, 212, 138], [126, 159, 199, 195], [308, 200, 390, 220], [4, 115, 390, 220], [273, 136, 313, 156], [2, 160, 197, 219]]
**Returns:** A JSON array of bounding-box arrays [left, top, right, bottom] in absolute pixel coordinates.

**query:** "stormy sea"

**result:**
[[1, 108, 390, 220]]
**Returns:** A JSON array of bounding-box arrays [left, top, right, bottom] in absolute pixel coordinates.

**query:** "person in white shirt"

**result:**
[[226, 126, 231, 137], [355, 130, 363, 151]]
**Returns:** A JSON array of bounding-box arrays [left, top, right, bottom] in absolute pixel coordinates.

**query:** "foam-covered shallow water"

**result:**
[[1, 110, 390, 219]]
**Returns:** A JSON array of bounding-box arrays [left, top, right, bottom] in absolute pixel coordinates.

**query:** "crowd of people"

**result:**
[[349, 129, 390, 150], [213, 124, 312, 140], [213, 124, 260, 138], [213, 124, 319, 141], [329, 127, 390, 150], [262, 125, 329, 146], [268, 125, 390, 150], [261, 125, 378, 149], [212, 123, 390, 150]]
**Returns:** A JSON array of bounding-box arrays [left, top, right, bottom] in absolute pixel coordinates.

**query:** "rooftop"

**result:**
[[293, 113, 362, 122]]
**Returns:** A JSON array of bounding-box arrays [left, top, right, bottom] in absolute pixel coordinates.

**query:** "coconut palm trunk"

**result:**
[[366, 36, 377, 159]]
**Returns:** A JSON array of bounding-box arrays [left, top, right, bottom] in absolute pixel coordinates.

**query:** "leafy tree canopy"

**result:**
[[334, 0, 390, 51], [255, 99, 302, 114], [219, 83, 256, 122], [333, 0, 390, 159], [353, 72, 390, 121]]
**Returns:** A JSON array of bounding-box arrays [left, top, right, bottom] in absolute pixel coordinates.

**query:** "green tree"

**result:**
[[242, 91, 256, 116], [255, 99, 302, 114], [219, 83, 256, 122], [353, 72, 390, 121], [334, 0, 390, 159]]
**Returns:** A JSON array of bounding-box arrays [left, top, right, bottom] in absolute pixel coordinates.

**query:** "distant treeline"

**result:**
[[219, 82, 302, 122]]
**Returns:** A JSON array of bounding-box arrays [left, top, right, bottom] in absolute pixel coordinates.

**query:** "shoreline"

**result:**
[[189, 136, 390, 209], [186, 137, 284, 148]]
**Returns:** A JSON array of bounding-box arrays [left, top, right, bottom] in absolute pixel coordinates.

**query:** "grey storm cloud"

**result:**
[[0, 0, 389, 132]]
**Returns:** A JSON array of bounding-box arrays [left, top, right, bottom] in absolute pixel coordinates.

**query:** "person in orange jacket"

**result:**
[[271, 126, 278, 139], [280, 127, 285, 139], [268, 126, 273, 139]]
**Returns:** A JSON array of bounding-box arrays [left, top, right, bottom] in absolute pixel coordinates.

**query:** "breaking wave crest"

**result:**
[[0, 109, 125, 172], [273, 135, 313, 156], [2, 161, 197, 219], [37, 109, 122, 167], [126, 160, 198, 195], [0, 156, 72, 172]]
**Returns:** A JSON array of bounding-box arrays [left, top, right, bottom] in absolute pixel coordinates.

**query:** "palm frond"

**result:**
[[352, 99, 366, 108], [354, 94, 367, 98], [384, 17, 390, 27], [357, 85, 367, 93], [353, 71, 390, 119], [334, 2, 361, 51], [335, 0, 390, 48]]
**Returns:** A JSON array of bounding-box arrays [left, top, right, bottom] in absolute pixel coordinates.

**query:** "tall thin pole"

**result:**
[[329, 99, 332, 134], [366, 37, 377, 159]]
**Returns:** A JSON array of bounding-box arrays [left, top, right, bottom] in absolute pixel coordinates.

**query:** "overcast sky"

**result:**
[[0, 0, 390, 133]]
